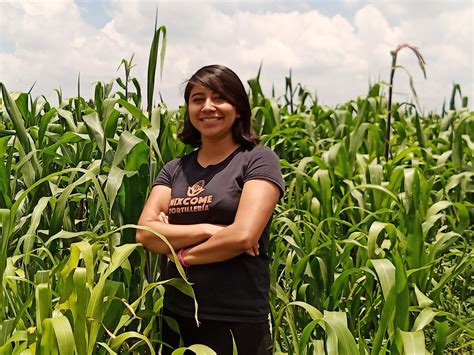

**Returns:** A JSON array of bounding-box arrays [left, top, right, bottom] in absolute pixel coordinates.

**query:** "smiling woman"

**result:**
[[188, 85, 237, 143], [136, 65, 284, 354], [178, 65, 258, 150]]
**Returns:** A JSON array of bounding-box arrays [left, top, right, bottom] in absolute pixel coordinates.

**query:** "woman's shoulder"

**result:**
[[241, 145, 280, 161], [240, 145, 284, 196]]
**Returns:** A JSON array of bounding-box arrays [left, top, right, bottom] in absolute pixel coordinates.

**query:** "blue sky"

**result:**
[[76, 0, 111, 28], [75, 0, 362, 27], [1, 0, 472, 112]]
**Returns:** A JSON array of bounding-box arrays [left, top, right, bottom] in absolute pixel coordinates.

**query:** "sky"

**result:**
[[1, 0, 473, 113]]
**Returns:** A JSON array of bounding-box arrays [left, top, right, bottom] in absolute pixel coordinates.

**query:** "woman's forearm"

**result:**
[[135, 221, 223, 254], [182, 223, 255, 265]]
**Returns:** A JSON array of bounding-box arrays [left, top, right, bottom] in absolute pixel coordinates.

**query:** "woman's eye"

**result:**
[[212, 96, 225, 103]]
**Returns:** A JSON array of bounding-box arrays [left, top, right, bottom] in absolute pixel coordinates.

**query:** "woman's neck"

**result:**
[[198, 135, 240, 166]]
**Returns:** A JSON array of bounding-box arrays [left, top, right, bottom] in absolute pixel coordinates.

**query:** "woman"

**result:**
[[136, 65, 284, 354]]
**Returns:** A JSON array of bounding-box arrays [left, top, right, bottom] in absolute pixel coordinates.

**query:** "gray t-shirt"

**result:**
[[154, 145, 284, 322]]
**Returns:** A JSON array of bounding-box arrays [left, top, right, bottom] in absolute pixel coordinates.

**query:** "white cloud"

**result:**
[[0, 0, 472, 112]]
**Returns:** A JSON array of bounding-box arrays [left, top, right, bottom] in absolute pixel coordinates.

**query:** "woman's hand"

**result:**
[[245, 243, 259, 257], [158, 211, 169, 225]]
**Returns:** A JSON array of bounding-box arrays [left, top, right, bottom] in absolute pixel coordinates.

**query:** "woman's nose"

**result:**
[[202, 98, 216, 111]]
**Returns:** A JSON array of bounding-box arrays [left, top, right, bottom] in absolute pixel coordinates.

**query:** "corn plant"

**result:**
[[1, 23, 473, 354]]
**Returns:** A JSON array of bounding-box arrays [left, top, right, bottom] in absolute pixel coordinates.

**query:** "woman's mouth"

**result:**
[[199, 116, 223, 122]]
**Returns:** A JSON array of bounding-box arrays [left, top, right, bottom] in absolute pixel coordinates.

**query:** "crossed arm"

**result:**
[[135, 179, 280, 265]]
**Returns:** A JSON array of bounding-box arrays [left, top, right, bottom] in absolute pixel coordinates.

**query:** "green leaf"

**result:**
[[371, 286, 397, 354], [0, 83, 30, 153], [413, 284, 433, 308], [147, 22, 167, 117], [398, 329, 426, 355], [111, 131, 143, 167], [172, 344, 217, 355], [434, 320, 449, 354], [105, 166, 136, 209], [426, 201, 452, 219], [412, 308, 437, 331], [83, 111, 110, 155], [324, 311, 358, 355], [72, 268, 88, 355], [367, 221, 388, 259], [35, 283, 51, 332], [349, 122, 369, 159], [370, 259, 395, 300], [298, 319, 319, 354], [57, 108, 77, 132], [42, 131, 88, 156], [24, 196, 50, 265], [110, 331, 155, 354], [49, 172, 92, 235], [288, 301, 324, 320], [45, 316, 76, 355], [117, 98, 148, 125], [45, 230, 93, 248], [97, 342, 118, 354]]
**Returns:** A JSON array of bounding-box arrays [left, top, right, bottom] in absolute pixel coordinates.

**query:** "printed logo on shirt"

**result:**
[[168, 180, 213, 214], [187, 180, 205, 196]]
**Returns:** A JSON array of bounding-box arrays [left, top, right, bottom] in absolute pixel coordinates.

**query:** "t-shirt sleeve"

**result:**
[[244, 146, 285, 198], [153, 159, 179, 188]]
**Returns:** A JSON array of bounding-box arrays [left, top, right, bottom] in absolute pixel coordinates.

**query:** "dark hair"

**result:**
[[178, 64, 259, 148]]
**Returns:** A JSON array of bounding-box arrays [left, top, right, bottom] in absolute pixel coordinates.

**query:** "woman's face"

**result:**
[[188, 84, 237, 142]]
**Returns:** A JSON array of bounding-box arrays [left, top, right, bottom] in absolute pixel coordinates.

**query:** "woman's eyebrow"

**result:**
[[190, 92, 205, 98]]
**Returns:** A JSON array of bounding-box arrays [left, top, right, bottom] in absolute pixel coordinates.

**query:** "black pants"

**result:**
[[159, 308, 273, 355]]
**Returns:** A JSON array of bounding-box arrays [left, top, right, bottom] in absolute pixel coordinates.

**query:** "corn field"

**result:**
[[0, 24, 473, 355]]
